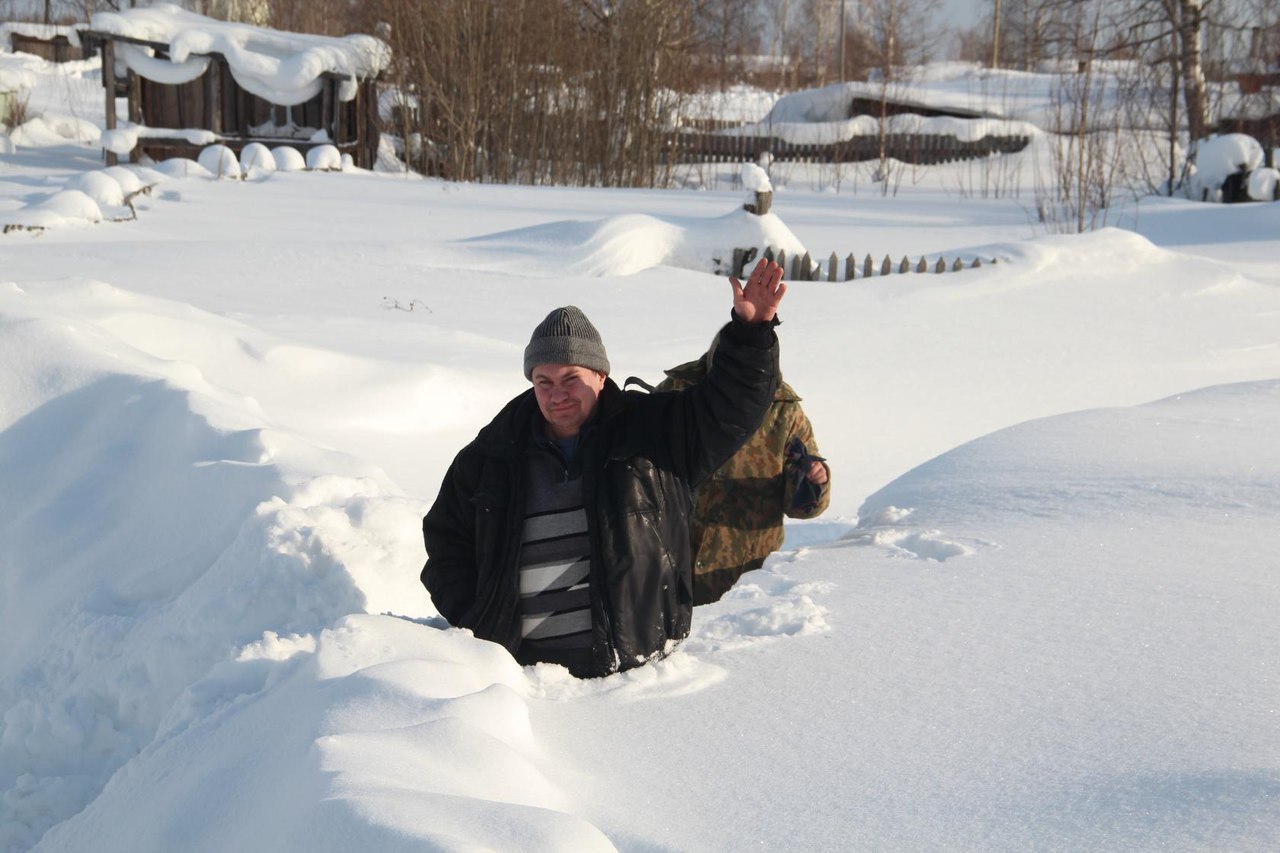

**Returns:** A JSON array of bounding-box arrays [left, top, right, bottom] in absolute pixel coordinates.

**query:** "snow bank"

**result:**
[[91, 4, 391, 106], [0, 280, 427, 850], [7, 114, 99, 146]]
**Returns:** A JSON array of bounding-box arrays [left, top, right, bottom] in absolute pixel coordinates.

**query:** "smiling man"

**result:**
[[421, 260, 787, 677]]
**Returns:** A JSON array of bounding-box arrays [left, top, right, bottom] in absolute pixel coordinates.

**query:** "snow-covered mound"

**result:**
[[461, 207, 808, 277], [1186, 134, 1265, 200]]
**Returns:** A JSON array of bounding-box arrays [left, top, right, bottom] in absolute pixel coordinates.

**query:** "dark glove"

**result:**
[[785, 437, 827, 514]]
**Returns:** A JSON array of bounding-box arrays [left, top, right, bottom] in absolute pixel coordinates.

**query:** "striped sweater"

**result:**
[[516, 441, 594, 671]]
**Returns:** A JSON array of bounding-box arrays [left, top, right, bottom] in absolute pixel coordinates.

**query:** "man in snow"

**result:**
[[421, 259, 787, 678], [655, 343, 830, 605]]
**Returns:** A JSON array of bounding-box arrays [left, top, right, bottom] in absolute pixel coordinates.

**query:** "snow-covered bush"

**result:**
[[1185, 135, 1264, 202], [64, 171, 125, 207], [20, 189, 104, 226], [1247, 167, 1279, 202], [100, 165, 147, 195], [306, 144, 341, 171], [271, 146, 305, 171], [197, 144, 242, 180], [239, 142, 275, 173]]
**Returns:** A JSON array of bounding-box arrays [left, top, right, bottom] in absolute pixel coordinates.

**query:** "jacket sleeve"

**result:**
[[421, 453, 479, 627], [644, 315, 779, 489], [783, 404, 831, 519]]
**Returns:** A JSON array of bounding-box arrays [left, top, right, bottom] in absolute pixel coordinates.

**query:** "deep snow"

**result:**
[[2, 43, 1279, 853]]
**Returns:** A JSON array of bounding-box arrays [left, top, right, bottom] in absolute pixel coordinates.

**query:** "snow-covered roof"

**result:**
[[87, 3, 390, 106], [1, 22, 83, 52]]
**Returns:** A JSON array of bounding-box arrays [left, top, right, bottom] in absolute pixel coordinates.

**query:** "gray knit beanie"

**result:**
[[523, 306, 610, 379]]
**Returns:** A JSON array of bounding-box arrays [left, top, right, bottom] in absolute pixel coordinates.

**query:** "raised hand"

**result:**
[[728, 258, 786, 324]]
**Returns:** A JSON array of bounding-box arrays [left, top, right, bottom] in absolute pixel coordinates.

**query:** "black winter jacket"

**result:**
[[421, 317, 779, 677]]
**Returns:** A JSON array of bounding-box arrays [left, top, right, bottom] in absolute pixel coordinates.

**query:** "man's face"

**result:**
[[531, 364, 607, 439]]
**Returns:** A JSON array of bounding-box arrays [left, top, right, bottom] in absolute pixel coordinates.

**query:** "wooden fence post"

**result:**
[[863, 254, 874, 278], [935, 257, 946, 273], [102, 38, 117, 167], [916, 257, 927, 273], [898, 255, 910, 273], [828, 252, 838, 282], [971, 258, 982, 268], [799, 251, 812, 281], [845, 253, 856, 281], [776, 249, 787, 276], [881, 255, 892, 276], [952, 257, 964, 271]]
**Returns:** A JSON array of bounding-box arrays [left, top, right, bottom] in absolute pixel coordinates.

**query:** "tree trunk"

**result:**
[[1177, 0, 1208, 141]]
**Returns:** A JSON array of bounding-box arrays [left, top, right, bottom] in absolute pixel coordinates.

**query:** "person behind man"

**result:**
[[421, 259, 788, 678], [655, 341, 830, 604]]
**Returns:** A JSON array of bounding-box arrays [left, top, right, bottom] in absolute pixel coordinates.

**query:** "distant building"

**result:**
[[1217, 74, 1280, 166], [1, 23, 88, 63]]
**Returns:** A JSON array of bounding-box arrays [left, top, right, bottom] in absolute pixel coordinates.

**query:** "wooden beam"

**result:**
[[102, 38, 117, 166]]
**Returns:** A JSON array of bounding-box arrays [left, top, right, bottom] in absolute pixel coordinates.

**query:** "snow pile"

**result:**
[[99, 122, 218, 156], [63, 170, 125, 206], [7, 114, 99, 146], [1187, 134, 1265, 200], [1248, 167, 1278, 201], [272, 145, 305, 171], [198, 144, 242, 180], [305, 144, 341, 171], [239, 141, 276, 174], [741, 161, 772, 193], [90, 4, 391, 105], [0, 55, 38, 93]]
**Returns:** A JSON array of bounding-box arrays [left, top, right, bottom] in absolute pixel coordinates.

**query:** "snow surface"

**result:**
[[1, 49, 1278, 853]]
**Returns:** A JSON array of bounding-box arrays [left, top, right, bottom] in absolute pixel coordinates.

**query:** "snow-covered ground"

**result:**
[[2, 42, 1278, 853]]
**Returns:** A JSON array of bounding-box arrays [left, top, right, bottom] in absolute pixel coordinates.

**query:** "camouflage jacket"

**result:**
[[655, 356, 830, 604]]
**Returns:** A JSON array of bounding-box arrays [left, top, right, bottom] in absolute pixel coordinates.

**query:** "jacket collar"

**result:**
[[472, 378, 625, 456]]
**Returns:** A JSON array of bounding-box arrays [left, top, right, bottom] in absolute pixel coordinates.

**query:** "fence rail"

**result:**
[[668, 132, 1031, 166], [729, 246, 997, 281]]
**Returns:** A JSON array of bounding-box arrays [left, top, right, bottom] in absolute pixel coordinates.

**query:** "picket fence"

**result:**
[[730, 246, 996, 281]]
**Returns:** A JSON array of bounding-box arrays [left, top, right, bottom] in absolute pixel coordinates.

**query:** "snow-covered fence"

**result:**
[[669, 132, 1031, 166], [731, 246, 995, 281]]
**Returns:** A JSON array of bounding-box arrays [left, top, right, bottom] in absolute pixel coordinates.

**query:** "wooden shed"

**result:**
[[81, 7, 389, 169], [1, 24, 89, 63]]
